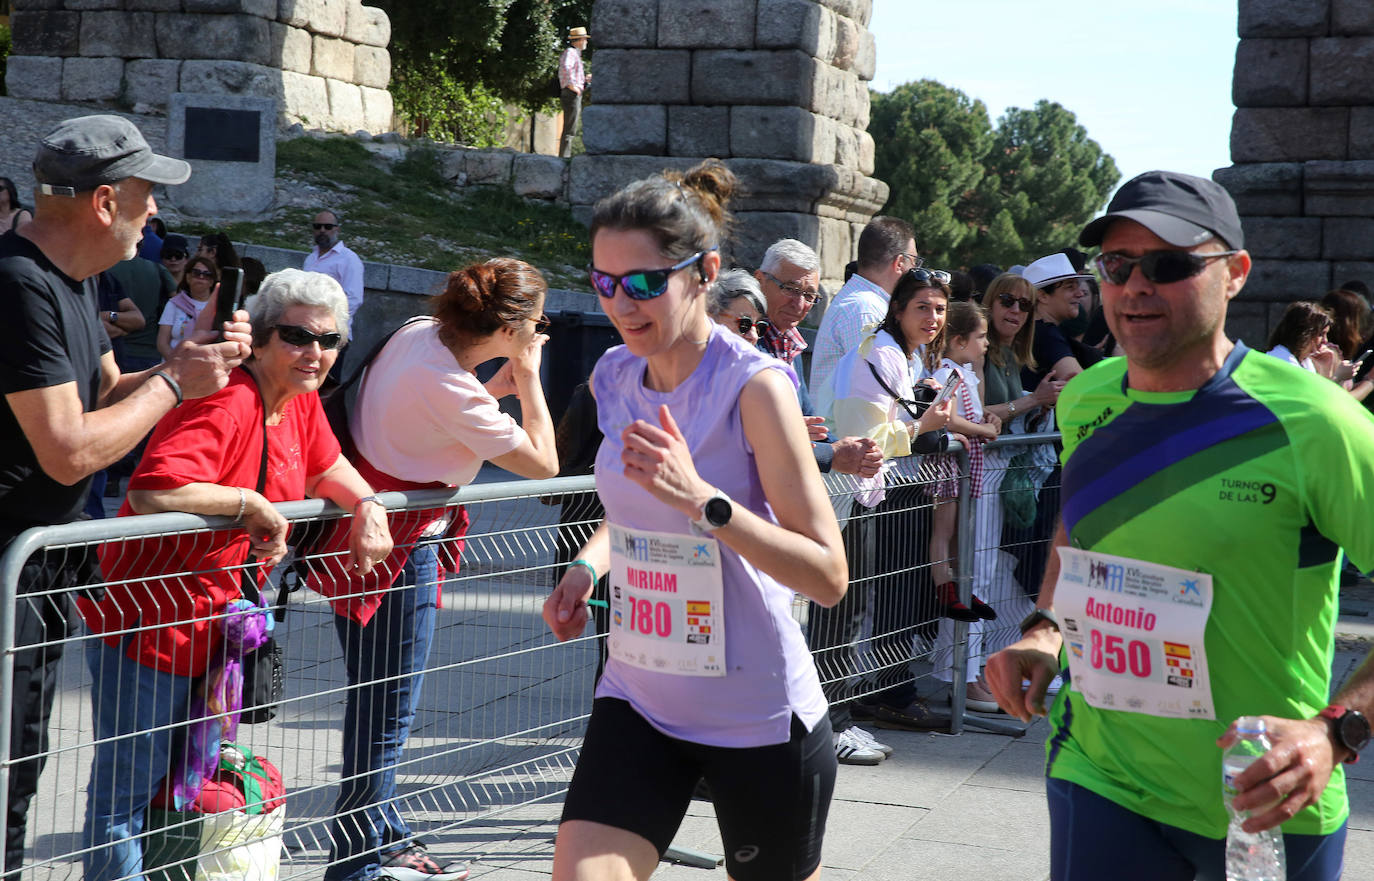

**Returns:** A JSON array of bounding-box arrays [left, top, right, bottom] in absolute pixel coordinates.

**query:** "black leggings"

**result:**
[[561, 698, 837, 880]]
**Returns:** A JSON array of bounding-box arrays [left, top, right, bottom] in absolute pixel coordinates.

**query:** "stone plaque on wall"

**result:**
[[184, 108, 263, 163], [167, 93, 276, 218]]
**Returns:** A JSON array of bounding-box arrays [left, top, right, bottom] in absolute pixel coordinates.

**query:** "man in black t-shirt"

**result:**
[[0, 115, 253, 880]]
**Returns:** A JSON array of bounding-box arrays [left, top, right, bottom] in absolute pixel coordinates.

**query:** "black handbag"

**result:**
[[238, 370, 288, 724]]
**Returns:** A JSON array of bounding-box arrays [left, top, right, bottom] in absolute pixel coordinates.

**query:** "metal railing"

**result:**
[[0, 432, 1063, 880]]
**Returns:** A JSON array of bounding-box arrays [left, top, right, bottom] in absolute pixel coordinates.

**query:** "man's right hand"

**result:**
[[831, 436, 883, 477], [165, 308, 253, 400], [985, 623, 1063, 722]]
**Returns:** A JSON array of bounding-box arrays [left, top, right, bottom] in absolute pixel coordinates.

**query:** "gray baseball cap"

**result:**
[[33, 115, 190, 196], [1079, 170, 1244, 251]]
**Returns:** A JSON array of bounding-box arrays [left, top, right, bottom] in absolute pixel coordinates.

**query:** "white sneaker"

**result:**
[[834, 726, 885, 765], [850, 725, 894, 757]]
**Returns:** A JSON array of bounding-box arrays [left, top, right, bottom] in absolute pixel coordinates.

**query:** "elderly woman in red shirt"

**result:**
[[77, 268, 392, 881]]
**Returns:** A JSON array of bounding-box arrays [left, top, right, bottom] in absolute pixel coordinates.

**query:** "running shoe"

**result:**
[[378, 843, 470, 881], [834, 727, 885, 765], [851, 725, 894, 757]]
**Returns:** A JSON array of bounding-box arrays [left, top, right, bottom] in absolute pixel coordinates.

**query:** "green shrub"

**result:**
[[390, 57, 508, 148], [1, 22, 11, 97]]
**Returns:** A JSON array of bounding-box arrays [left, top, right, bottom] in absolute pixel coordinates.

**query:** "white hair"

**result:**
[[707, 269, 766, 318], [760, 238, 819, 275], [250, 268, 351, 346]]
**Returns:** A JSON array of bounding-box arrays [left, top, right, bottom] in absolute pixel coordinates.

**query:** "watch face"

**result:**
[[1341, 711, 1371, 752], [704, 496, 731, 527]]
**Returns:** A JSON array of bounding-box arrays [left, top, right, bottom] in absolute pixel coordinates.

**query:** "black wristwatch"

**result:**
[[1320, 705, 1370, 763], [690, 490, 733, 534], [1018, 608, 1060, 637]]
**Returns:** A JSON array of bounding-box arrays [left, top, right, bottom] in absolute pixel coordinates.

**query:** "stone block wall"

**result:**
[[576, 0, 887, 289], [5, 0, 394, 133], [1217, 0, 1374, 342]]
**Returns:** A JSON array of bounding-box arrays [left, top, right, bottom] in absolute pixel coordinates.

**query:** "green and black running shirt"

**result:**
[[1047, 342, 1374, 838]]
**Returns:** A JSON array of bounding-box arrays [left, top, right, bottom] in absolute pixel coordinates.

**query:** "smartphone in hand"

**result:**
[[930, 371, 963, 408], [213, 266, 244, 341]]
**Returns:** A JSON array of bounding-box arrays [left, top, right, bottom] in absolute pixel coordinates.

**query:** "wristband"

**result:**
[[354, 495, 383, 511], [568, 558, 599, 583], [151, 370, 183, 406]]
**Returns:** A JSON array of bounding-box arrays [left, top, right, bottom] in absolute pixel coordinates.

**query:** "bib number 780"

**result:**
[[1089, 630, 1151, 678], [624, 596, 672, 638]]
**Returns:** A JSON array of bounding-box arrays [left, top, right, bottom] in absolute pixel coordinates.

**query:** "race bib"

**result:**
[[607, 523, 726, 677], [1054, 547, 1215, 720]]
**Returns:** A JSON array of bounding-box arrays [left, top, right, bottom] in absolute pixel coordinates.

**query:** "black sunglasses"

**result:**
[[276, 324, 342, 350], [162, 250, 188, 261], [1095, 249, 1239, 285], [312, 223, 338, 231], [906, 267, 952, 286], [188, 268, 216, 279], [996, 291, 1033, 313], [733, 317, 770, 335], [588, 247, 718, 300], [760, 271, 821, 305]]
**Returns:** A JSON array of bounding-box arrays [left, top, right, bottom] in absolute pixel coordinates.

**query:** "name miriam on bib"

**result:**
[[625, 567, 678, 593]]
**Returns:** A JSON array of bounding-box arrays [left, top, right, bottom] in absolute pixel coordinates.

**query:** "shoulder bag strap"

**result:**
[[866, 359, 923, 422], [237, 368, 271, 609]]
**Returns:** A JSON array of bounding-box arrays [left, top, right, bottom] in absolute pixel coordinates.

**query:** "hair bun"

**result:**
[[445, 264, 496, 312]]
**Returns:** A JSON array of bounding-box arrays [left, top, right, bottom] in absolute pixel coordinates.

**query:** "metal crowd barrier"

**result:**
[[0, 432, 1064, 880]]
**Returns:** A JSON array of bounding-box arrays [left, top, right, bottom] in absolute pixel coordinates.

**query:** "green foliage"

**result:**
[[0, 22, 10, 97], [220, 135, 590, 288], [376, 0, 594, 108], [870, 81, 1119, 270], [389, 58, 507, 146]]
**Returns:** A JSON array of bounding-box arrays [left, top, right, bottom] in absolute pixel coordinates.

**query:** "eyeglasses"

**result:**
[[534, 314, 550, 334], [588, 247, 717, 300], [1094, 249, 1240, 285], [733, 316, 770, 335], [188, 268, 216, 279], [995, 292, 1033, 313], [162, 251, 188, 261], [312, 223, 338, 231], [902, 252, 925, 270], [275, 324, 342, 350], [906, 267, 951, 286], [760, 271, 821, 305]]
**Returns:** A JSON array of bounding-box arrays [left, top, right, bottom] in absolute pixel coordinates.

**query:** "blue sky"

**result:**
[[868, 0, 1239, 196]]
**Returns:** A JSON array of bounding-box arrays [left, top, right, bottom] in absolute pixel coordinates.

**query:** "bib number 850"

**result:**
[[1088, 630, 1151, 678], [625, 597, 672, 638]]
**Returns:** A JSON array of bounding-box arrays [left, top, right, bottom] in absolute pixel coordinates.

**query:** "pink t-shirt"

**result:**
[[350, 318, 526, 484]]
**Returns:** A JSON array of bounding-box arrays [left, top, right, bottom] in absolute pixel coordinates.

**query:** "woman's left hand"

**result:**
[[347, 500, 394, 576], [621, 404, 713, 519]]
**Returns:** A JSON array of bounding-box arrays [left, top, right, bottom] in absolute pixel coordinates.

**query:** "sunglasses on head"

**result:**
[[162, 251, 187, 261], [312, 223, 338, 231], [188, 268, 215, 279], [1094, 249, 1239, 285], [906, 267, 952, 286], [588, 247, 717, 300], [733, 316, 770, 335], [275, 324, 342, 350], [996, 292, 1033, 313], [760, 271, 820, 305]]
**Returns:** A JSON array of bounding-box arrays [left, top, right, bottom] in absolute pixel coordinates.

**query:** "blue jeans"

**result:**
[[1047, 777, 1346, 881], [82, 638, 194, 881], [326, 543, 440, 881]]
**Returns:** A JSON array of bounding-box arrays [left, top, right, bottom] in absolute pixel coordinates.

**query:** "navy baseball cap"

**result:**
[[1079, 170, 1244, 251], [33, 115, 190, 196]]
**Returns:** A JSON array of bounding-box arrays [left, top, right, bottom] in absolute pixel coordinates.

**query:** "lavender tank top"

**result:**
[[591, 324, 829, 747]]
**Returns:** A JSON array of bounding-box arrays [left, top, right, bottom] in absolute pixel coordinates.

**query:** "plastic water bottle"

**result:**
[[1222, 716, 1287, 881]]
